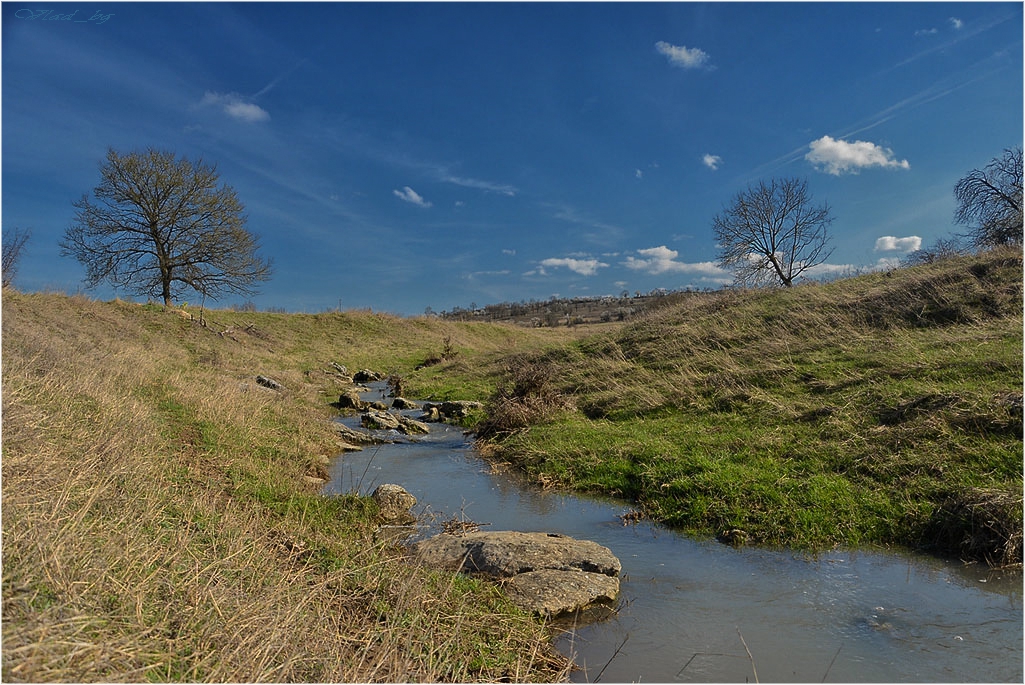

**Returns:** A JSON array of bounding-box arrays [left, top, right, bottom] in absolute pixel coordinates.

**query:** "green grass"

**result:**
[[479, 247, 1023, 564]]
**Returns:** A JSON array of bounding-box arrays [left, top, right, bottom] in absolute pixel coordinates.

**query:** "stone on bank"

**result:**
[[371, 484, 417, 525]]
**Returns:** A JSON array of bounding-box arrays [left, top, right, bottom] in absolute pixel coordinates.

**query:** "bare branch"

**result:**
[[954, 147, 1023, 247], [2, 227, 31, 288], [713, 177, 834, 287]]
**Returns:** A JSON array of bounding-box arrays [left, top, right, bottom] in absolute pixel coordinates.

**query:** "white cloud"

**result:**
[[803, 262, 858, 279], [806, 135, 910, 175], [874, 257, 903, 271], [949, 17, 964, 30], [914, 27, 939, 36], [502, 248, 516, 256], [635, 169, 643, 179], [440, 173, 517, 196], [468, 269, 511, 279], [622, 246, 730, 281], [224, 101, 270, 122], [805, 257, 906, 279], [874, 235, 922, 253], [538, 257, 609, 276], [622, 246, 680, 274], [655, 41, 711, 69], [702, 153, 723, 170], [393, 186, 432, 207], [200, 91, 270, 123]]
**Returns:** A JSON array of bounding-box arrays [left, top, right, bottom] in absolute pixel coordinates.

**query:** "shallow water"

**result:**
[[324, 393, 1022, 683]]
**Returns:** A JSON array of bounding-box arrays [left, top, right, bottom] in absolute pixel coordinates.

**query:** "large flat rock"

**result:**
[[411, 531, 621, 617], [412, 531, 621, 578]]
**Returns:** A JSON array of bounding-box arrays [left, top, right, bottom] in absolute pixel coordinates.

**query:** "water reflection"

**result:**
[[324, 414, 1022, 683]]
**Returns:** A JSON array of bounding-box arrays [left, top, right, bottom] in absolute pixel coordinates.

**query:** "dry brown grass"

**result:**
[[927, 488, 1023, 569], [2, 292, 571, 682]]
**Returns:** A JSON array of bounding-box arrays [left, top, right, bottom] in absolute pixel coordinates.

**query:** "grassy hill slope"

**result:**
[[476, 247, 1023, 566], [1, 294, 580, 682]]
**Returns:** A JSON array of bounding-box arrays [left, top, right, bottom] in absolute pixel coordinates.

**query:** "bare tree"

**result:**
[[61, 147, 272, 307], [713, 177, 834, 287], [901, 236, 966, 267], [2, 227, 31, 288], [954, 147, 1023, 247]]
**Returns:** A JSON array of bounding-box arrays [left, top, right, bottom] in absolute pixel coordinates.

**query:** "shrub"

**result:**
[[475, 358, 573, 440]]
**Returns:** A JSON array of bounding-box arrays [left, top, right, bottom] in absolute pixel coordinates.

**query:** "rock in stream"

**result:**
[[411, 531, 621, 617]]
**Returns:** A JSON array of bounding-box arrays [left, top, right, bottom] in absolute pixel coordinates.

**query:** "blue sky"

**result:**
[[3, 2, 1022, 315]]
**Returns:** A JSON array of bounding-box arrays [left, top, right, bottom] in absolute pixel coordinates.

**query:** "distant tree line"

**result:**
[[434, 288, 717, 325]]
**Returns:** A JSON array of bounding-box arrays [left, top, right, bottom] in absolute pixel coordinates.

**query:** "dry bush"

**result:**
[[927, 488, 1023, 569], [475, 358, 574, 440]]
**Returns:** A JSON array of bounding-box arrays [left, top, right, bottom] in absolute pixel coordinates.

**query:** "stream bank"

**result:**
[[325, 385, 1022, 682]]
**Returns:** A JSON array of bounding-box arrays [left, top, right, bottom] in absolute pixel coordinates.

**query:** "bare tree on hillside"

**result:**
[[954, 147, 1023, 248], [713, 177, 834, 287], [2, 227, 31, 288], [61, 147, 272, 307], [901, 237, 966, 267]]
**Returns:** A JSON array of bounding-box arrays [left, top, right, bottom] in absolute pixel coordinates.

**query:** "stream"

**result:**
[[323, 386, 1022, 682]]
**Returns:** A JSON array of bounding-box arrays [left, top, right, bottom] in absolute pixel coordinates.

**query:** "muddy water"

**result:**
[[324, 394, 1022, 682]]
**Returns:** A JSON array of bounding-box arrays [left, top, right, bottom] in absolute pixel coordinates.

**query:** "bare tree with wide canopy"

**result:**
[[954, 147, 1023, 248], [62, 148, 272, 306], [713, 177, 834, 287]]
